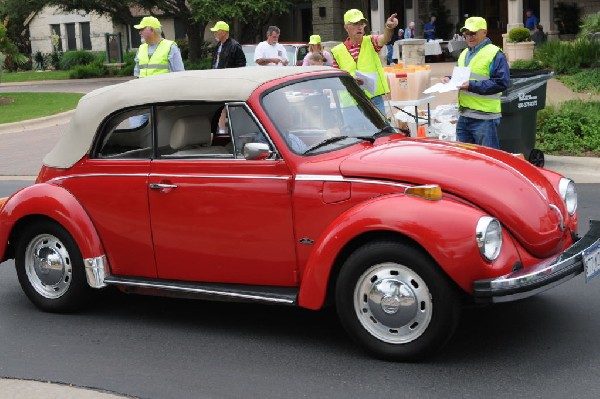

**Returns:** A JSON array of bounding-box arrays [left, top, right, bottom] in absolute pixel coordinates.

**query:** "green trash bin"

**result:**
[[497, 69, 553, 167]]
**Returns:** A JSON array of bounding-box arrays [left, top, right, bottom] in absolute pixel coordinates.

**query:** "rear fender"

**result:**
[[0, 183, 105, 262], [297, 194, 521, 309]]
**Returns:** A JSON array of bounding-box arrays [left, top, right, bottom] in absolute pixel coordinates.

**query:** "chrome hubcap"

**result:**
[[25, 234, 72, 299], [354, 263, 432, 344]]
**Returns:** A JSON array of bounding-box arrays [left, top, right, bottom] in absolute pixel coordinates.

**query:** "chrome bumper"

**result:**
[[473, 220, 600, 303]]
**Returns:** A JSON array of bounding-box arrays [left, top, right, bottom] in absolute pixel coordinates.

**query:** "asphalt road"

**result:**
[[0, 182, 599, 399]]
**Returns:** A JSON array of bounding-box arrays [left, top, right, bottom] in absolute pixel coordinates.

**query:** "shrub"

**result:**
[[33, 51, 50, 70], [118, 51, 136, 76], [49, 51, 63, 70], [536, 100, 600, 156], [184, 57, 212, 70], [559, 69, 600, 94], [510, 59, 542, 70], [69, 62, 106, 79], [533, 39, 599, 74], [579, 11, 600, 38], [60, 50, 98, 70], [508, 27, 531, 43]]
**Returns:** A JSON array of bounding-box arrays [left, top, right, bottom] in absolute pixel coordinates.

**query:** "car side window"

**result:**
[[226, 105, 272, 159], [94, 107, 153, 159]]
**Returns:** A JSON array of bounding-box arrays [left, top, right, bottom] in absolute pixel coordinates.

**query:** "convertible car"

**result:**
[[0, 67, 598, 361]]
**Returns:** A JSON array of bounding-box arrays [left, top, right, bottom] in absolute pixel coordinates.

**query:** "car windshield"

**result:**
[[262, 75, 390, 155]]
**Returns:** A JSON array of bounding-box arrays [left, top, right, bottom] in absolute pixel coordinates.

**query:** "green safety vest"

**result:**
[[457, 43, 502, 114], [138, 39, 174, 78], [331, 36, 389, 98]]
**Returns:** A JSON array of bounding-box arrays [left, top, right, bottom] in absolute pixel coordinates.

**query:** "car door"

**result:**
[[147, 104, 298, 286]]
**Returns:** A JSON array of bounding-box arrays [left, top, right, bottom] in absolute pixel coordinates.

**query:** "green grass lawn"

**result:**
[[0, 92, 84, 124], [1, 70, 72, 83]]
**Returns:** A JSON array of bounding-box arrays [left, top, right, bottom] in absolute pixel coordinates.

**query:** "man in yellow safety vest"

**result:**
[[331, 9, 398, 116], [442, 16, 509, 149], [134, 16, 185, 78]]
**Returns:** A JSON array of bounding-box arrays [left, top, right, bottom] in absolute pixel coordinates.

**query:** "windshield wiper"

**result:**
[[303, 136, 350, 154], [371, 125, 398, 138]]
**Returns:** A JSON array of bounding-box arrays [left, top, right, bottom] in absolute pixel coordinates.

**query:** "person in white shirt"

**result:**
[[254, 26, 289, 66]]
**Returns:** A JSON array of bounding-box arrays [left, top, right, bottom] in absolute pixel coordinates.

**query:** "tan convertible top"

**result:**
[[43, 66, 335, 168]]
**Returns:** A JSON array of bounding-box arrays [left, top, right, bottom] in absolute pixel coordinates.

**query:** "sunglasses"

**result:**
[[463, 30, 479, 37]]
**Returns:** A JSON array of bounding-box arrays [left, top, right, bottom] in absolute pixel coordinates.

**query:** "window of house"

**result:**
[[80, 22, 92, 50], [50, 24, 62, 51], [66, 23, 77, 51]]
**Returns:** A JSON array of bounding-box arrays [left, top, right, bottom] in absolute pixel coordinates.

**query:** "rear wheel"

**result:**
[[15, 220, 92, 312], [336, 240, 461, 361]]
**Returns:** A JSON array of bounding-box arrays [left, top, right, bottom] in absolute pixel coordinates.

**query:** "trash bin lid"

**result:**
[[509, 69, 552, 78]]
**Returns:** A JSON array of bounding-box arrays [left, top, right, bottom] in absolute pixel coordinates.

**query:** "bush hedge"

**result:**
[[536, 100, 600, 156]]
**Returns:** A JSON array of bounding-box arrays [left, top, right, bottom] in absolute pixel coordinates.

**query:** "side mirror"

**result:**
[[243, 142, 272, 160]]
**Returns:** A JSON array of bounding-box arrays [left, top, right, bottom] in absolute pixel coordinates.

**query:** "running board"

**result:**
[[103, 276, 298, 305]]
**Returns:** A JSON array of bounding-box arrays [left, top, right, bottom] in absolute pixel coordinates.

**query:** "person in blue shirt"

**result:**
[[441, 17, 510, 149], [424, 16, 437, 41], [525, 9, 539, 31]]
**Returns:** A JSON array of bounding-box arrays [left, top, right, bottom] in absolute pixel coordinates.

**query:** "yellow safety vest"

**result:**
[[138, 39, 174, 78], [331, 36, 389, 98], [457, 44, 502, 114]]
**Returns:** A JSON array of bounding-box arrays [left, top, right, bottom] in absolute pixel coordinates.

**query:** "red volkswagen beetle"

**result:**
[[0, 67, 598, 361]]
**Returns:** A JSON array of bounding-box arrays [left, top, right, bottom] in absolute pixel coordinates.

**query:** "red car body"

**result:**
[[1, 68, 598, 361]]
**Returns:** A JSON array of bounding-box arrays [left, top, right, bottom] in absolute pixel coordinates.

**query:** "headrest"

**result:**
[[170, 116, 212, 150]]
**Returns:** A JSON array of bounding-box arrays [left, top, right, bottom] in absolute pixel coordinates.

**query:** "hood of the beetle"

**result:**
[[339, 139, 568, 258]]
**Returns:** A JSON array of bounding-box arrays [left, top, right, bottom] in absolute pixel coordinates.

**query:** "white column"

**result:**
[[75, 23, 82, 50], [539, 0, 558, 39], [370, 0, 386, 34], [506, 0, 525, 32]]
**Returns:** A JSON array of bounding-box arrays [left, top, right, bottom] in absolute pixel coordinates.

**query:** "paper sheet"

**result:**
[[355, 70, 377, 94], [424, 66, 471, 94]]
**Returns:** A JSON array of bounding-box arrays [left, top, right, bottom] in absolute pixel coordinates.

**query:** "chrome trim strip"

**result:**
[[103, 278, 296, 305], [150, 174, 291, 180], [549, 204, 565, 231], [84, 255, 108, 289], [49, 173, 291, 182], [295, 174, 411, 189]]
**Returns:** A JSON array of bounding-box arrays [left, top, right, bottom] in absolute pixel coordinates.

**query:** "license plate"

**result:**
[[583, 239, 600, 282]]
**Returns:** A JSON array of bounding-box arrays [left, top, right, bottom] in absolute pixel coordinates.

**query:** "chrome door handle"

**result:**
[[149, 183, 178, 190]]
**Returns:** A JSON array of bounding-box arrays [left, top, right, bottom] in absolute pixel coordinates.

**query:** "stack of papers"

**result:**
[[424, 66, 471, 94]]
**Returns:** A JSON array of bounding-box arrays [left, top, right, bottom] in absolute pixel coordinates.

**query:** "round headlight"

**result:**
[[476, 217, 502, 261], [559, 178, 577, 215]]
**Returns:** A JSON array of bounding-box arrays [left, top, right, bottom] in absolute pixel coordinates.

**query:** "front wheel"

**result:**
[[335, 240, 461, 361], [15, 220, 92, 313]]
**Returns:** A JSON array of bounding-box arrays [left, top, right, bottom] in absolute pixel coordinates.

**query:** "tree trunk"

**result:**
[[186, 20, 205, 62]]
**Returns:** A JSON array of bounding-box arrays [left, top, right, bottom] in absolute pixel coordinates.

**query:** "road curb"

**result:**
[[0, 377, 131, 398], [0, 110, 74, 135]]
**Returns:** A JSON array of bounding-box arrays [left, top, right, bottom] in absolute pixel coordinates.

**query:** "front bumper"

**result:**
[[473, 220, 600, 303]]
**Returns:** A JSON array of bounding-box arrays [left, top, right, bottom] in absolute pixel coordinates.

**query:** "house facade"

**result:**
[[27, 1, 600, 56]]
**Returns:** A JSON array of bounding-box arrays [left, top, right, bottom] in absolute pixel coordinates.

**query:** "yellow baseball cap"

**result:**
[[134, 16, 161, 30], [461, 17, 487, 32], [344, 9, 367, 24], [308, 34, 321, 45], [210, 21, 230, 32]]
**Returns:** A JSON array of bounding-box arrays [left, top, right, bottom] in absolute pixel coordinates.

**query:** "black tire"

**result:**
[[528, 149, 544, 167], [15, 220, 93, 313], [335, 240, 461, 361]]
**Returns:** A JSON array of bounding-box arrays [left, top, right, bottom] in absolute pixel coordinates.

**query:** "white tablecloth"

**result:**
[[393, 40, 443, 59], [447, 40, 467, 53], [424, 41, 442, 56]]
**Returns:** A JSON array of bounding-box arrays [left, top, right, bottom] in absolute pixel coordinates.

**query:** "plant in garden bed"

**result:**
[[536, 100, 600, 156]]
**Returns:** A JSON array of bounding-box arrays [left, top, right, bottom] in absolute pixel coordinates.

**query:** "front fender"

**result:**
[[297, 194, 522, 309], [0, 183, 105, 262]]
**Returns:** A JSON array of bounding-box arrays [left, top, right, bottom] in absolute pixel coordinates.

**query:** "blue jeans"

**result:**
[[456, 116, 501, 149], [386, 44, 393, 65], [371, 95, 386, 117]]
